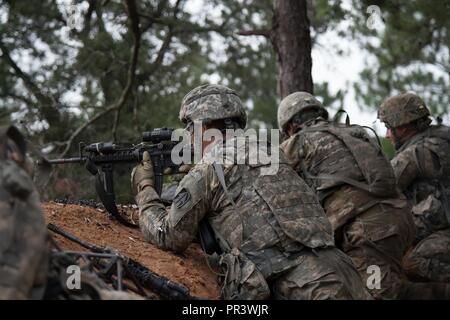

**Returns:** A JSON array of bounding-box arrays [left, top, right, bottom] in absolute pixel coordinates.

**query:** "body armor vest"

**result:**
[[208, 157, 334, 278]]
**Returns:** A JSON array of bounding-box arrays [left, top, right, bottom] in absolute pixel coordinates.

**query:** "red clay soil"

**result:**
[[42, 202, 221, 299]]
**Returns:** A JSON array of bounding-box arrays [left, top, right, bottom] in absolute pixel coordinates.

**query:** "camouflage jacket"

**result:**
[[392, 125, 450, 239], [0, 159, 48, 299], [281, 119, 408, 230], [136, 138, 334, 286]]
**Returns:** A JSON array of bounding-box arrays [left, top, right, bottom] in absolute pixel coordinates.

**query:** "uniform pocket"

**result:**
[[219, 248, 271, 300]]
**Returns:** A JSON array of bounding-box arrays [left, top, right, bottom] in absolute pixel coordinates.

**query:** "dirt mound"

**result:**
[[42, 202, 220, 299]]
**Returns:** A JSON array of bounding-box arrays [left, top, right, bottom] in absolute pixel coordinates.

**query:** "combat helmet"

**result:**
[[378, 93, 430, 128], [277, 91, 328, 132], [179, 84, 247, 128]]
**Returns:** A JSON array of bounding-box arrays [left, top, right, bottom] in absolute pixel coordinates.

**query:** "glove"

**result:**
[[131, 151, 154, 194], [179, 164, 194, 174], [163, 164, 193, 175]]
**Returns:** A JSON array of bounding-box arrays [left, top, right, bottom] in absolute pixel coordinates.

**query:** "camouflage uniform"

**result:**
[[134, 85, 371, 300], [379, 93, 450, 283], [279, 92, 447, 299], [0, 125, 49, 299], [0, 125, 139, 300]]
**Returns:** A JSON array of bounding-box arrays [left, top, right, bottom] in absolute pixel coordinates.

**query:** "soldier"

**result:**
[[0, 124, 140, 300], [378, 92, 450, 283], [132, 84, 372, 300], [0, 125, 49, 299], [278, 91, 449, 299]]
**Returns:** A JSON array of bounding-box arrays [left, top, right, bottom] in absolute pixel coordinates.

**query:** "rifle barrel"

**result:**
[[47, 223, 199, 300], [46, 157, 86, 164], [47, 223, 103, 252]]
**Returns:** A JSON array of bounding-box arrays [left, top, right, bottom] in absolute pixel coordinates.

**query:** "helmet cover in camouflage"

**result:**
[[277, 91, 328, 132], [378, 93, 430, 128], [179, 84, 247, 128]]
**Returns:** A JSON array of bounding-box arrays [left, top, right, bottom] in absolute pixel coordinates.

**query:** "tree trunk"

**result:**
[[270, 0, 313, 98]]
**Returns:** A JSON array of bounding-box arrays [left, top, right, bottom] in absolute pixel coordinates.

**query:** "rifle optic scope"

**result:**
[[142, 128, 174, 143], [84, 142, 115, 153]]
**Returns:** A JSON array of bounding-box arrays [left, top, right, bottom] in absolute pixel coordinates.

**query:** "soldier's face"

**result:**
[[189, 124, 215, 155], [386, 124, 416, 149], [386, 128, 396, 145]]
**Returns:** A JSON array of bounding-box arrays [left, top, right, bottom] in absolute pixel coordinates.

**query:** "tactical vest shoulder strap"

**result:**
[[213, 162, 238, 210], [197, 162, 237, 255]]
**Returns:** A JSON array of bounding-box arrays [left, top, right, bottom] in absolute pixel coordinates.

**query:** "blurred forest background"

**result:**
[[0, 0, 448, 202]]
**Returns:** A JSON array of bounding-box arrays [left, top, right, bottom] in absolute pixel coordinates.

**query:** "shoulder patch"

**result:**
[[169, 170, 205, 227], [173, 189, 191, 209]]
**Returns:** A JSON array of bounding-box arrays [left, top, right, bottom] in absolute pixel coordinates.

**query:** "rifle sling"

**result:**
[[94, 173, 138, 228]]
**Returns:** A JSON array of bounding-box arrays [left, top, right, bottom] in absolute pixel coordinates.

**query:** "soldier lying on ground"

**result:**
[[278, 92, 450, 299], [131, 84, 372, 300], [379, 93, 450, 284]]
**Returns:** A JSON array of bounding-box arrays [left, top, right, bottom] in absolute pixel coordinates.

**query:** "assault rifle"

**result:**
[[47, 223, 199, 300], [38, 128, 182, 227]]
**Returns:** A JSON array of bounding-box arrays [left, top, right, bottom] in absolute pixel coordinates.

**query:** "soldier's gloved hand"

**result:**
[[131, 151, 154, 194], [163, 164, 193, 175], [179, 164, 194, 174]]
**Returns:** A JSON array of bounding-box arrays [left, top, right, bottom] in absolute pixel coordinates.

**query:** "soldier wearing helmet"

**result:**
[[131, 84, 372, 300], [277, 91, 328, 136], [279, 92, 450, 299], [378, 92, 432, 149], [379, 93, 450, 284]]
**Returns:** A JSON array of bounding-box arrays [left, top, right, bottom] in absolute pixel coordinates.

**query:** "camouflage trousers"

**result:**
[[339, 203, 450, 299], [272, 248, 372, 300], [219, 247, 371, 300], [403, 228, 450, 283]]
